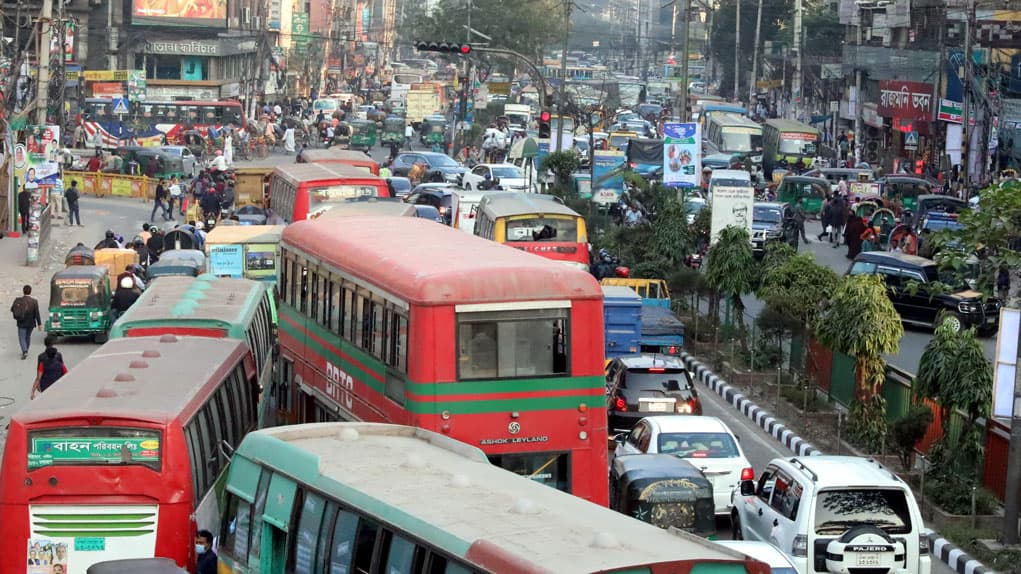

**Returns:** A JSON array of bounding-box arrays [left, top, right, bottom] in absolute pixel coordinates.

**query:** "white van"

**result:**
[[455, 188, 488, 234]]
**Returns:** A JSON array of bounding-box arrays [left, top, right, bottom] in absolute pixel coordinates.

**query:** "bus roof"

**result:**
[[239, 423, 758, 573], [709, 113, 762, 129], [13, 335, 247, 425], [314, 201, 416, 219], [702, 103, 746, 113], [109, 275, 269, 337], [273, 163, 382, 184], [204, 225, 285, 245], [764, 118, 820, 134], [478, 192, 581, 219], [299, 148, 380, 165], [282, 216, 602, 305]]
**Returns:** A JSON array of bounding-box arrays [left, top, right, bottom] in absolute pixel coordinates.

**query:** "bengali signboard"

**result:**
[[662, 122, 701, 188], [877, 80, 933, 121], [938, 99, 963, 123], [209, 244, 244, 278], [28, 436, 161, 469], [132, 0, 227, 28]]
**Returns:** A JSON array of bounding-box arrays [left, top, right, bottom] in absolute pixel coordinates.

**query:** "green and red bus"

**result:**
[[275, 216, 609, 504], [217, 422, 772, 574], [0, 335, 260, 573]]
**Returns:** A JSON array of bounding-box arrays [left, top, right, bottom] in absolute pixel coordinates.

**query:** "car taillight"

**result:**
[[675, 401, 693, 414], [647, 368, 665, 373], [614, 397, 627, 411], [791, 534, 808, 557], [667, 346, 677, 354], [741, 467, 754, 481]]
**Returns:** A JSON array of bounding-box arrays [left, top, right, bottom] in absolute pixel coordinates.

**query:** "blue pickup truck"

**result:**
[[602, 286, 642, 360]]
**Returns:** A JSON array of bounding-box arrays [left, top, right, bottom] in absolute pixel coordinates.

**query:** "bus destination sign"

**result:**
[[28, 437, 161, 469]]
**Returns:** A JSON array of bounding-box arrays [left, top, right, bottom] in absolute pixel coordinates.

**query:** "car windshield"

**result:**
[[621, 370, 693, 391], [51, 279, 102, 307], [814, 489, 912, 535], [505, 217, 578, 242], [609, 135, 630, 148], [754, 205, 783, 223], [426, 154, 459, 167], [657, 431, 739, 458], [492, 167, 523, 179]]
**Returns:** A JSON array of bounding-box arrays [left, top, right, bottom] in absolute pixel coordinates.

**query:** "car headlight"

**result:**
[[958, 302, 982, 313]]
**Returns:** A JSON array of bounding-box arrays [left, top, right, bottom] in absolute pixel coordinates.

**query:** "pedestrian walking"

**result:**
[[18, 185, 32, 234], [151, 179, 170, 222], [169, 176, 183, 216], [793, 198, 810, 242], [830, 196, 848, 246], [224, 129, 234, 166], [65, 180, 82, 226], [31, 335, 67, 399], [817, 195, 832, 242], [11, 285, 42, 360]]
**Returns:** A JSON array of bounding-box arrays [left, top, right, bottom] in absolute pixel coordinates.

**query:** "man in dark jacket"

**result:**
[[816, 196, 832, 242], [146, 228, 164, 262], [830, 194, 848, 246], [11, 284, 42, 359], [18, 187, 32, 233], [151, 179, 170, 222]]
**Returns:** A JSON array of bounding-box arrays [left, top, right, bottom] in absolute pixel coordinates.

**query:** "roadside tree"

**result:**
[[914, 322, 992, 479], [815, 274, 903, 451], [704, 226, 756, 331]]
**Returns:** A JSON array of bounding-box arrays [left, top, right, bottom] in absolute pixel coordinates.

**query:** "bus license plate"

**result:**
[[856, 554, 880, 567]]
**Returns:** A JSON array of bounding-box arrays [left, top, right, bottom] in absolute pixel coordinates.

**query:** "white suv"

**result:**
[[731, 456, 931, 574]]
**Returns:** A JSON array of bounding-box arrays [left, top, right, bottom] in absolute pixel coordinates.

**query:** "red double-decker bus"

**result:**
[[274, 216, 609, 504], [267, 163, 391, 223], [472, 192, 591, 271], [0, 335, 259, 573]]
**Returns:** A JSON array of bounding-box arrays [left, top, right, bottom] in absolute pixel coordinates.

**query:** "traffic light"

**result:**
[[414, 41, 472, 55], [538, 110, 551, 138]]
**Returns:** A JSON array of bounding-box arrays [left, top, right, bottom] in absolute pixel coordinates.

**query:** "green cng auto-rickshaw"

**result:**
[[381, 117, 407, 147], [775, 175, 829, 216], [45, 266, 113, 342], [609, 454, 717, 539], [349, 119, 377, 150]]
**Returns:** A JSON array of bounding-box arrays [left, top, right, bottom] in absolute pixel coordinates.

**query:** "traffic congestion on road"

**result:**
[[3, 4, 1018, 574]]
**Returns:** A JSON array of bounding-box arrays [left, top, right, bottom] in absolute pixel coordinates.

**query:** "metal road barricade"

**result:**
[[63, 171, 156, 200]]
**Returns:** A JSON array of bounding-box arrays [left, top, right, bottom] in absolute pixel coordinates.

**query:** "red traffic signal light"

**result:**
[[414, 41, 473, 55], [539, 111, 551, 122]]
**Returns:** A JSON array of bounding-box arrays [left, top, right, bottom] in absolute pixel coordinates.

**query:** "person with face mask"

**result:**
[[195, 529, 217, 574]]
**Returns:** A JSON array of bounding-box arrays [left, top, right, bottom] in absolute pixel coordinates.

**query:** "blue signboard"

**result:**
[[592, 150, 626, 205], [208, 244, 244, 278]]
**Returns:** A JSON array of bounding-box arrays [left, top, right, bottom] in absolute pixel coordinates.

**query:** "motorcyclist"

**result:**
[[207, 149, 228, 173], [95, 230, 120, 250]]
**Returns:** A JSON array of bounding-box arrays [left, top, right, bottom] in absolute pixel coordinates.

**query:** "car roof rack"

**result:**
[[788, 457, 818, 482]]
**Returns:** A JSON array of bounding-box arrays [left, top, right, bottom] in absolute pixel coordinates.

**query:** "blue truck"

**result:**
[[639, 305, 686, 355], [601, 280, 685, 358], [601, 286, 642, 360]]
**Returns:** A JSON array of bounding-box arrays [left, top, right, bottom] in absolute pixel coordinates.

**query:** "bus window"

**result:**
[[328, 510, 359, 573], [200, 105, 219, 123], [505, 216, 577, 242], [223, 105, 243, 125], [385, 535, 418, 573], [353, 518, 380, 574], [291, 492, 326, 574], [457, 308, 569, 379]]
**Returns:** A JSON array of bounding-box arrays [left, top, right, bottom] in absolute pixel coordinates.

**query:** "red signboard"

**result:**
[[877, 80, 933, 121]]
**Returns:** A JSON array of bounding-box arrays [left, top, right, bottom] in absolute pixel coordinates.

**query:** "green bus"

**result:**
[[762, 119, 820, 178], [109, 274, 276, 422], [217, 422, 773, 574]]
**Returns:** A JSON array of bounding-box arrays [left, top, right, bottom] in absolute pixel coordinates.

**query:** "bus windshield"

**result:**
[[310, 185, 381, 217], [506, 216, 578, 242], [780, 135, 818, 155], [721, 129, 763, 153], [28, 427, 162, 470]]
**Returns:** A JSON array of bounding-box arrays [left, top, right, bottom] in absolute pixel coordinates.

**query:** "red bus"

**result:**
[[0, 335, 259, 573], [297, 148, 381, 175], [274, 216, 609, 504], [81, 98, 245, 148], [267, 163, 391, 223], [473, 192, 591, 271]]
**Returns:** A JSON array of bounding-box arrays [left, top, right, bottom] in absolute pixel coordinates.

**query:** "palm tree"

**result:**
[[815, 274, 903, 451], [915, 323, 992, 478], [704, 226, 757, 331]]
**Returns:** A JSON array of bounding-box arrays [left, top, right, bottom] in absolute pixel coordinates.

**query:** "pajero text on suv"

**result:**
[[848, 251, 999, 334], [732, 456, 930, 574]]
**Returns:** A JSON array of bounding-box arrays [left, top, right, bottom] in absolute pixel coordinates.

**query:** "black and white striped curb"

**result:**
[[677, 351, 994, 574], [927, 530, 993, 574], [678, 351, 820, 457]]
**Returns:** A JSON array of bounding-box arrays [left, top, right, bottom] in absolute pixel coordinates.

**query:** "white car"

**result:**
[[732, 456, 931, 574], [614, 415, 753, 516], [159, 145, 199, 177], [462, 163, 536, 193], [714, 541, 798, 574]]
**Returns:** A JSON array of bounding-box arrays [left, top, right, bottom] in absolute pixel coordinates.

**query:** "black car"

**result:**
[[405, 184, 458, 225], [391, 152, 466, 184], [386, 176, 412, 199], [911, 194, 968, 230], [751, 202, 797, 256], [848, 251, 1000, 334], [605, 354, 701, 432], [412, 205, 445, 223]]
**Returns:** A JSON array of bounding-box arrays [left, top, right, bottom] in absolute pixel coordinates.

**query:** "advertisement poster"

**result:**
[[244, 243, 277, 279], [709, 185, 755, 244], [591, 150, 626, 205], [662, 122, 701, 188], [132, 0, 227, 27], [27, 539, 68, 573], [209, 244, 244, 278]]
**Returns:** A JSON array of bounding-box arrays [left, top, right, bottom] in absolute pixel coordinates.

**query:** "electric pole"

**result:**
[[961, 0, 975, 186], [679, 0, 691, 121], [35, 0, 54, 124], [749, 0, 762, 105], [733, 0, 740, 102], [555, 0, 572, 153], [853, 7, 863, 164], [793, 0, 802, 113]]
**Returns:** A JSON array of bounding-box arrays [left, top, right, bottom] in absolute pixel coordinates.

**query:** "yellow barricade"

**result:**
[[63, 171, 155, 200]]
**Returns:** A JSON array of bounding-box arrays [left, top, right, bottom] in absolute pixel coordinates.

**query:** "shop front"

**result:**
[[132, 37, 259, 99]]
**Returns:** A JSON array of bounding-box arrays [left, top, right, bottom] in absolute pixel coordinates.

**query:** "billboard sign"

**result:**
[[132, 0, 227, 28], [709, 185, 754, 244], [877, 80, 933, 121], [662, 122, 701, 188]]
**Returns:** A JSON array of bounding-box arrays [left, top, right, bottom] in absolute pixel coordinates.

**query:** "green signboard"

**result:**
[[292, 13, 310, 44], [28, 437, 161, 469]]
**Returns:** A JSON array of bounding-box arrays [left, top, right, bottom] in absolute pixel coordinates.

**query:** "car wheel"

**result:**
[[731, 512, 743, 539], [937, 310, 964, 333]]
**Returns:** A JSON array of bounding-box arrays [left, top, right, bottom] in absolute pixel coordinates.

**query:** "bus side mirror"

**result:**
[[740, 480, 756, 496]]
